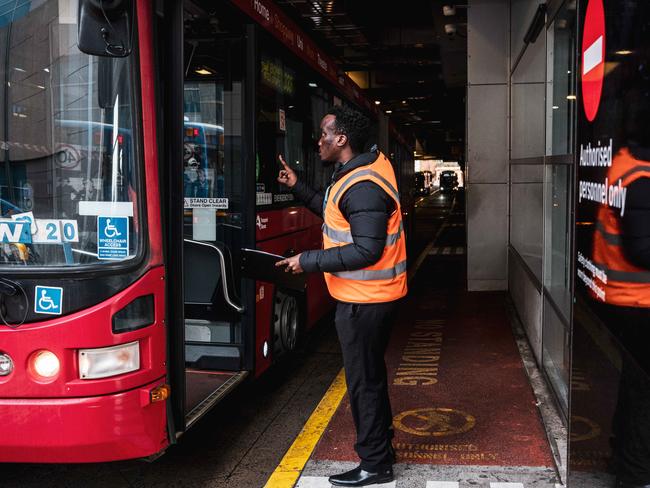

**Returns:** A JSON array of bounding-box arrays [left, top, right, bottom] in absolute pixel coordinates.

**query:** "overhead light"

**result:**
[[552, 105, 559, 109], [375, 100, 381, 105], [417, 80, 425, 84], [386, 110, 392, 114], [566, 95, 577, 100], [402, 100, 407, 104], [615, 50, 633, 55], [414, 43, 424, 48], [308, 82, 317, 87], [195, 68, 212, 75], [43, 68, 49, 73]]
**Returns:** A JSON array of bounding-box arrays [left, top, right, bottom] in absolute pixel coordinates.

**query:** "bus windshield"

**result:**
[[0, 1, 141, 268]]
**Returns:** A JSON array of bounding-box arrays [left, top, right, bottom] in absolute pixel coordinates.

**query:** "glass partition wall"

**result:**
[[542, 2, 576, 416], [508, 0, 576, 421]]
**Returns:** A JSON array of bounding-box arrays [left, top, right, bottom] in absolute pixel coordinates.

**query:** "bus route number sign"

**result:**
[[97, 216, 129, 260]]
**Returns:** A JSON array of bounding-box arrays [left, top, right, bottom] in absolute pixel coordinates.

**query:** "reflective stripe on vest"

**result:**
[[595, 266, 650, 284], [322, 221, 403, 246], [332, 260, 407, 281], [594, 221, 622, 246], [332, 169, 400, 205]]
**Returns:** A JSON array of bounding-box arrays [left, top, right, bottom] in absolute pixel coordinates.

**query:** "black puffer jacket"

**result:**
[[621, 145, 650, 269], [292, 151, 396, 273]]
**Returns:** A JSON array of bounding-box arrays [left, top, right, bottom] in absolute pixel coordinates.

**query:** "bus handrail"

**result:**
[[183, 239, 244, 314]]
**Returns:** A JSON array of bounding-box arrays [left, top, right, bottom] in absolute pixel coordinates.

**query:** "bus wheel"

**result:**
[[273, 289, 301, 354]]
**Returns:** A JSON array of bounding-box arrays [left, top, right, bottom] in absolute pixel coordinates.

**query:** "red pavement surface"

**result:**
[[313, 286, 555, 467]]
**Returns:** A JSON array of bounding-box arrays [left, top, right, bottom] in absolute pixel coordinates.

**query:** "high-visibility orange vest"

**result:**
[[592, 147, 650, 307], [322, 152, 407, 303]]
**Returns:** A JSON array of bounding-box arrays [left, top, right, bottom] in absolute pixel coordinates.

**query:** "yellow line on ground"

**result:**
[[264, 368, 347, 488]]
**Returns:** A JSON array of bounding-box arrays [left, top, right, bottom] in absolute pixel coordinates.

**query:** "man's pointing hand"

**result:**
[[277, 154, 298, 188]]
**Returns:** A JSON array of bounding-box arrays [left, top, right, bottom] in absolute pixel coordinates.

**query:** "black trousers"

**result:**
[[335, 300, 398, 471]]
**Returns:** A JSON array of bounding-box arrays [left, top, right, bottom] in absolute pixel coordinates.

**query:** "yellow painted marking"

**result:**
[[264, 368, 347, 488]]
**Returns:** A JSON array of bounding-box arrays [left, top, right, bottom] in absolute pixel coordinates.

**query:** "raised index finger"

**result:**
[[278, 154, 289, 169]]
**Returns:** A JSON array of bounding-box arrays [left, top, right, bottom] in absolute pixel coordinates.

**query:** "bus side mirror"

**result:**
[[77, 0, 133, 57]]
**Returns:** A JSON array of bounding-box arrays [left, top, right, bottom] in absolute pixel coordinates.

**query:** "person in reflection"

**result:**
[[591, 76, 650, 488], [192, 167, 210, 197], [275, 106, 407, 487]]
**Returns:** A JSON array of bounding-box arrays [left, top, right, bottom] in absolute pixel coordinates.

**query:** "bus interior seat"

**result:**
[[183, 239, 241, 369]]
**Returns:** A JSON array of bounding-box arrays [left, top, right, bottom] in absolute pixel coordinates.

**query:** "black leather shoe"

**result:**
[[328, 466, 394, 486]]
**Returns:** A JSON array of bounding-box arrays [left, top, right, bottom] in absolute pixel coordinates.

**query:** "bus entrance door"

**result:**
[[178, 4, 251, 427]]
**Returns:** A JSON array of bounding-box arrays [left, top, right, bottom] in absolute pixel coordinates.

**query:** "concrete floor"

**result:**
[[3, 190, 567, 488]]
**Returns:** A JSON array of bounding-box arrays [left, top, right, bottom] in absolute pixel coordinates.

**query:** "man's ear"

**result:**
[[336, 134, 347, 147]]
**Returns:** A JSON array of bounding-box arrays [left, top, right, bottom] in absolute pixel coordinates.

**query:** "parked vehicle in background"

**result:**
[[439, 170, 459, 192], [433, 161, 464, 189], [414, 170, 433, 195]]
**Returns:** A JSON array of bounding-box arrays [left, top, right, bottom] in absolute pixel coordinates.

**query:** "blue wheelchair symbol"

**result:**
[[34, 286, 63, 315], [100, 217, 126, 239], [97, 216, 129, 260]]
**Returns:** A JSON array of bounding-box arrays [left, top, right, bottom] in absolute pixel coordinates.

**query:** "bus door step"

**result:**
[[185, 370, 249, 429]]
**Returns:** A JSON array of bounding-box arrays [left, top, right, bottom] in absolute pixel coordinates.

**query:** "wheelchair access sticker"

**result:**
[[97, 216, 129, 260], [34, 286, 63, 315]]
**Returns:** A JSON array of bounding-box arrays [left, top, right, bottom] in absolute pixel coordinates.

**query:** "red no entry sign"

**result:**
[[582, 0, 606, 122]]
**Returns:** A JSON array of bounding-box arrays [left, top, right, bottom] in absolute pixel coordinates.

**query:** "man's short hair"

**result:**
[[326, 106, 370, 154]]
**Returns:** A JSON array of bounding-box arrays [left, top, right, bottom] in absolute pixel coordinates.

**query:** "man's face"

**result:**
[[318, 114, 344, 163]]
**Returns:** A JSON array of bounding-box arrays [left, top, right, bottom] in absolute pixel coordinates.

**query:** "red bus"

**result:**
[[0, 0, 413, 463]]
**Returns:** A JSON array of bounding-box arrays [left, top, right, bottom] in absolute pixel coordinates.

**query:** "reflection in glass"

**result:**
[[544, 164, 572, 315], [570, 0, 650, 486], [540, 4, 576, 423], [546, 12, 576, 156], [0, 1, 141, 267]]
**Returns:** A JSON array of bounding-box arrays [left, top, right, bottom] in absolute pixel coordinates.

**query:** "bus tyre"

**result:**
[[273, 289, 302, 355]]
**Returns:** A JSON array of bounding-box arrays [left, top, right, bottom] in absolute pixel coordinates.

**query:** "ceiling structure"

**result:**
[[276, 0, 468, 160]]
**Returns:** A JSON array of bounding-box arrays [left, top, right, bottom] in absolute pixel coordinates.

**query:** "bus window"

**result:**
[[0, 1, 142, 267], [256, 45, 308, 207]]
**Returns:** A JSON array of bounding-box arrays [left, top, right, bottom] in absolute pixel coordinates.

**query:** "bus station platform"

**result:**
[[266, 195, 565, 488]]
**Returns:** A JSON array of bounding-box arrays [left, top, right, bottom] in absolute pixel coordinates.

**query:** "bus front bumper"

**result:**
[[0, 378, 168, 463]]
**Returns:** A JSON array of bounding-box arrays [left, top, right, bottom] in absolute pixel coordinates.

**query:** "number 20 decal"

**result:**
[[33, 220, 79, 243]]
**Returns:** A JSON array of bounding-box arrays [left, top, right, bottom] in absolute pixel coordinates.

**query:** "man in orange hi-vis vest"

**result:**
[[591, 144, 650, 488], [276, 106, 407, 487]]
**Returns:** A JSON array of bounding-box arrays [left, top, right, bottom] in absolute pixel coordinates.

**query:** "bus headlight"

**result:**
[[0, 353, 13, 376], [29, 350, 60, 379], [78, 341, 140, 380]]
